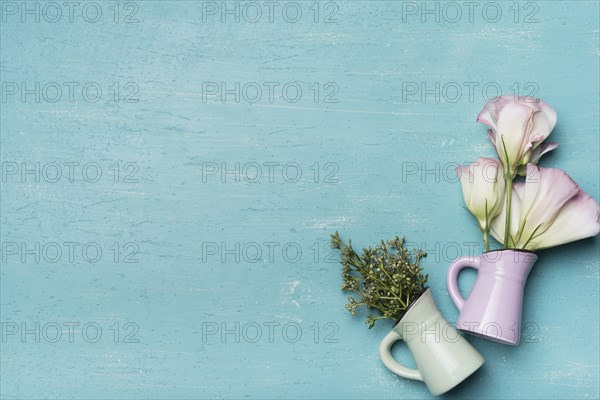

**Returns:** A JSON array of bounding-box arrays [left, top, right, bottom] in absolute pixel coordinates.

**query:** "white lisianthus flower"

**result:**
[[477, 96, 558, 177], [490, 164, 600, 250], [456, 157, 506, 233]]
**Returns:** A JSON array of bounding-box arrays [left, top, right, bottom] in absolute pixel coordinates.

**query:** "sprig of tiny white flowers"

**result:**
[[331, 232, 428, 329]]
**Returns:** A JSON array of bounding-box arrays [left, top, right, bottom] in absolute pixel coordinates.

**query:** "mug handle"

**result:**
[[378, 330, 422, 381], [446, 256, 480, 311]]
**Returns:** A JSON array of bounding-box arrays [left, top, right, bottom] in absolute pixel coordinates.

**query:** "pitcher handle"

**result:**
[[446, 256, 480, 311], [378, 330, 422, 381]]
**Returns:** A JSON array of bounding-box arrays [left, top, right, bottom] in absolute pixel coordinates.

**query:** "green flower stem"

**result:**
[[482, 200, 490, 252], [503, 174, 514, 247], [483, 230, 490, 252]]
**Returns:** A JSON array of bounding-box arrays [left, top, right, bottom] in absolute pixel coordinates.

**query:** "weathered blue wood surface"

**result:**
[[0, 1, 598, 398]]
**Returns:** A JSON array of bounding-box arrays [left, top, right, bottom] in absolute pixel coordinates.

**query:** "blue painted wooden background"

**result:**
[[1, 1, 598, 398]]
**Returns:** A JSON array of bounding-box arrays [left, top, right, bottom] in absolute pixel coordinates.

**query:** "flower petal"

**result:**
[[494, 103, 534, 167], [476, 95, 516, 129], [456, 165, 473, 208], [517, 165, 581, 245], [487, 129, 496, 147], [525, 190, 600, 250], [529, 142, 559, 165], [530, 107, 558, 143]]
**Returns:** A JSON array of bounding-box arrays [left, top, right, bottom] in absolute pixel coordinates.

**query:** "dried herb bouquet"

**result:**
[[331, 232, 428, 328]]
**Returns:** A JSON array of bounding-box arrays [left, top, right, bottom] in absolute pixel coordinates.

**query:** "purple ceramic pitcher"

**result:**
[[446, 249, 538, 345]]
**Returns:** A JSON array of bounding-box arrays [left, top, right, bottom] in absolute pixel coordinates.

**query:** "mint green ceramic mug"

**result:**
[[378, 289, 484, 396]]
